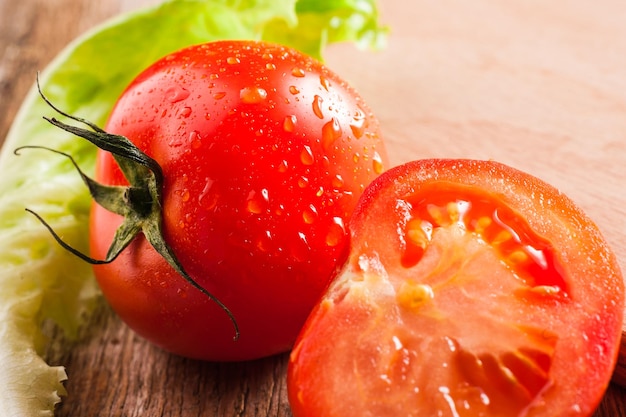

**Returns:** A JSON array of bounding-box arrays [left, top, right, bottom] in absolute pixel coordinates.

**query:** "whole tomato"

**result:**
[[89, 40, 388, 361]]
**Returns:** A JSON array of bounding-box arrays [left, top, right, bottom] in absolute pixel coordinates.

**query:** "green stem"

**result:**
[[17, 77, 240, 341]]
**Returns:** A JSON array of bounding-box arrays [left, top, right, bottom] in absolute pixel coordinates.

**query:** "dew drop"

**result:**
[[326, 217, 346, 247], [181, 189, 190, 202], [256, 230, 273, 252], [179, 106, 192, 118], [283, 115, 297, 132], [298, 176, 309, 188], [166, 86, 190, 103], [291, 67, 306, 77], [350, 109, 366, 138], [266, 63, 276, 70], [322, 117, 342, 150], [246, 189, 269, 214], [278, 160, 289, 173], [319, 75, 330, 91], [372, 151, 384, 174], [300, 145, 315, 165], [262, 53, 273, 60], [227, 56, 240, 65], [247, 198, 263, 214], [303, 204, 318, 224], [289, 85, 300, 95], [240, 86, 267, 104], [291, 231, 311, 261], [213, 92, 227, 100], [199, 179, 218, 210], [189, 131, 202, 149], [332, 174, 344, 188], [312, 95, 324, 119]]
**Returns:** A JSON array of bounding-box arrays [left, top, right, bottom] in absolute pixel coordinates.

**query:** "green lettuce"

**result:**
[[0, 0, 386, 415]]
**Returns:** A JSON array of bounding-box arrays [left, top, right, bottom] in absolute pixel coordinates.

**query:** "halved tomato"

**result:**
[[287, 159, 624, 417]]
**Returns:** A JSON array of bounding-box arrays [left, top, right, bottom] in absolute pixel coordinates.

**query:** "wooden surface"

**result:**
[[1, 0, 625, 416]]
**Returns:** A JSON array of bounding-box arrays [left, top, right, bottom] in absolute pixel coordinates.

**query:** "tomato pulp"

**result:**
[[89, 40, 388, 361], [288, 159, 624, 417]]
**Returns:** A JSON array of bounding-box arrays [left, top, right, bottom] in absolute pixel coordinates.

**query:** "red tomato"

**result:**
[[89, 40, 388, 361], [288, 159, 624, 417]]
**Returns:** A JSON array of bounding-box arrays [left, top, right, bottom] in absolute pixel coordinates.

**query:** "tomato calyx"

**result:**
[[17, 80, 239, 340]]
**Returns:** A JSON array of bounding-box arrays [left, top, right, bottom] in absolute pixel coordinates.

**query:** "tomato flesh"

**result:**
[[89, 41, 388, 361], [288, 159, 624, 417]]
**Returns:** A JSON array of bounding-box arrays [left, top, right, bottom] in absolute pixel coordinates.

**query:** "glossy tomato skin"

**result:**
[[90, 40, 388, 361], [288, 159, 624, 417]]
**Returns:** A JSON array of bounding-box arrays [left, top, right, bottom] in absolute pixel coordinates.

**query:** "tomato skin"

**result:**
[[89, 40, 388, 361], [288, 159, 624, 417]]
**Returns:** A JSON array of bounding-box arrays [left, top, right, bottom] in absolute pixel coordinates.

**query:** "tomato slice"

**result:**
[[287, 159, 624, 417]]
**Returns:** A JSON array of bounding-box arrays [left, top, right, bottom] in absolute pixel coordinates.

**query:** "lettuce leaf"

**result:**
[[0, 0, 386, 415]]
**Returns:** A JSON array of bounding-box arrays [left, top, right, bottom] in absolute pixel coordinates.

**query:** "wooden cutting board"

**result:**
[[1, 0, 625, 415]]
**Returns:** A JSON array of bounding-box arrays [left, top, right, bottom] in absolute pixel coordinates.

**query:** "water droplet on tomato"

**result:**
[[266, 63, 276, 70], [246, 189, 269, 214], [289, 85, 300, 95], [240, 86, 267, 104], [303, 204, 318, 224], [190, 131, 202, 149], [312, 95, 324, 119], [350, 109, 366, 138], [213, 92, 227, 100], [181, 189, 190, 202], [291, 67, 306, 77], [199, 179, 218, 210], [298, 176, 309, 188], [278, 160, 289, 173], [319, 75, 330, 91], [227, 56, 240, 65], [179, 106, 192, 118], [283, 115, 297, 132], [326, 217, 346, 247], [353, 153, 361, 163], [332, 174, 344, 188], [166, 86, 190, 103], [300, 145, 315, 165], [372, 151, 384, 174], [291, 231, 311, 261], [247, 198, 263, 214], [262, 53, 273, 60], [322, 117, 342, 150], [350, 122, 365, 139], [256, 230, 273, 252]]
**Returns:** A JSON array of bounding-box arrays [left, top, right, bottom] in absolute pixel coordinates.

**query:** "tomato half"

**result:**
[[89, 40, 388, 361], [288, 159, 624, 416]]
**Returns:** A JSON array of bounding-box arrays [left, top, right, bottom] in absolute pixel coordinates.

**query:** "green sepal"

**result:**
[[20, 84, 240, 341]]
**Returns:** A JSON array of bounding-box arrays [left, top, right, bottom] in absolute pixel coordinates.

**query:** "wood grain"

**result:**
[[1, 0, 625, 416]]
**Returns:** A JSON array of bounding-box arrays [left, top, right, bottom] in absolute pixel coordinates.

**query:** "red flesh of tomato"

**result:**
[[288, 159, 624, 417], [89, 40, 388, 361]]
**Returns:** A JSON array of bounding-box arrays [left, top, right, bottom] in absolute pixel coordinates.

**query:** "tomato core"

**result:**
[[401, 184, 568, 296]]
